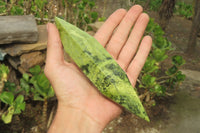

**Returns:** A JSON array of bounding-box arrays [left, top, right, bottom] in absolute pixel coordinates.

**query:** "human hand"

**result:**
[[46, 5, 152, 133]]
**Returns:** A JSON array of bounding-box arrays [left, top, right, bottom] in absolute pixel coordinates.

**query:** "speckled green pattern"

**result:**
[[55, 17, 149, 122]]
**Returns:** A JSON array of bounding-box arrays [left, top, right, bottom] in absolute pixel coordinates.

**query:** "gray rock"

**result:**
[[181, 69, 200, 82], [0, 15, 38, 45], [2, 25, 47, 56], [0, 49, 7, 61]]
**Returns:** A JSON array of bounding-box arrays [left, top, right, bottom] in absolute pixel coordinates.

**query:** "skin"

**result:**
[[46, 5, 152, 133]]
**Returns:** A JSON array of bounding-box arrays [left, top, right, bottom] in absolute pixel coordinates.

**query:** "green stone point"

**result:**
[[55, 17, 150, 122]]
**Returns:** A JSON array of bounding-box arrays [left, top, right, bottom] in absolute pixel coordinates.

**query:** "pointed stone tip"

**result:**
[[54, 16, 60, 21], [54, 17, 61, 25], [144, 116, 150, 122]]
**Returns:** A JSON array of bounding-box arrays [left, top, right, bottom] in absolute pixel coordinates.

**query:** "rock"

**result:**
[[181, 69, 200, 82], [0, 49, 7, 61], [20, 51, 46, 72], [2, 25, 47, 56], [7, 56, 20, 70], [87, 31, 96, 36], [88, 22, 104, 32], [0, 15, 38, 45]]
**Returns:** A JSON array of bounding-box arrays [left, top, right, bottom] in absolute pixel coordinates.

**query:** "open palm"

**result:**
[[45, 5, 152, 129]]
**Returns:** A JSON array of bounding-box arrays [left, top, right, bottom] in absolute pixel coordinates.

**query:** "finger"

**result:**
[[94, 9, 127, 47], [126, 36, 152, 86], [106, 5, 143, 59], [117, 13, 149, 70], [46, 23, 65, 66]]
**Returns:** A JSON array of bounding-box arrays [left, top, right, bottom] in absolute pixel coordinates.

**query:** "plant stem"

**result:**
[[47, 105, 56, 129], [156, 75, 171, 80], [42, 99, 48, 131], [157, 79, 169, 84]]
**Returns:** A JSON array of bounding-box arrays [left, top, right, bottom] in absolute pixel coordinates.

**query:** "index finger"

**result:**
[[94, 9, 127, 47]]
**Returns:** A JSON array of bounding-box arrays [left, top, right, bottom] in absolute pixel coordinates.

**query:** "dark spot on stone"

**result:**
[[83, 50, 92, 55], [103, 75, 112, 87], [113, 69, 126, 80], [105, 63, 115, 70], [118, 95, 129, 105], [106, 57, 112, 60], [81, 64, 89, 74], [93, 55, 101, 62], [105, 63, 127, 80]]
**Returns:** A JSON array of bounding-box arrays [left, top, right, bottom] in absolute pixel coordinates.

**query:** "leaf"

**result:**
[[37, 73, 50, 91], [166, 66, 178, 75], [15, 95, 24, 104], [90, 12, 98, 22], [142, 74, 156, 88], [33, 94, 44, 101], [0, 64, 9, 81], [153, 85, 166, 96], [20, 78, 30, 94], [13, 95, 25, 114], [176, 71, 186, 82], [4, 81, 16, 93], [33, 82, 46, 98], [2, 106, 14, 124], [29, 65, 41, 75], [0, 64, 9, 75], [0, 92, 14, 105], [13, 102, 25, 114], [143, 58, 159, 73], [152, 48, 168, 62], [47, 86, 54, 98], [23, 73, 29, 82], [172, 55, 185, 66]]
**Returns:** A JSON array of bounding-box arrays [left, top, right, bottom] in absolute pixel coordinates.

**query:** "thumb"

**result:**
[[46, 23, 64, 66]]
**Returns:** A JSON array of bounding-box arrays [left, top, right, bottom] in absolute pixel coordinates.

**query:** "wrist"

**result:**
[[48, 103, 104, 133]]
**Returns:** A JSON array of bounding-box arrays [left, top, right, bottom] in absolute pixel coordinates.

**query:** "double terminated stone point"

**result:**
[[55, 17, 149, 122], [0, 15, 38, 45]]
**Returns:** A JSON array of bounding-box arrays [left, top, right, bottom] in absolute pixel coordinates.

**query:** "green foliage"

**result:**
[[141, 74, 156, 88], [138, 18, 185, 103], [0, 92, 25, 124], [0, 64, 9, 82], [21, 65, 54, 101], [148, 0, 162, 11], [2, 0, 99, 28], [174, 2, 193, 19], [0, 0, 6, 14], [10, 5, 24, 15], [134, 0, 193, 19], [31, 0, 48, 21], [0, 64, 25, 124], [0, 64, 53, 124], [62, 0, 98, 30]]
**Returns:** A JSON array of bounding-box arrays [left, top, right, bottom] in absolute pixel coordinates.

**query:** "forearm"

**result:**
[[48, 104, 104, 133]]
